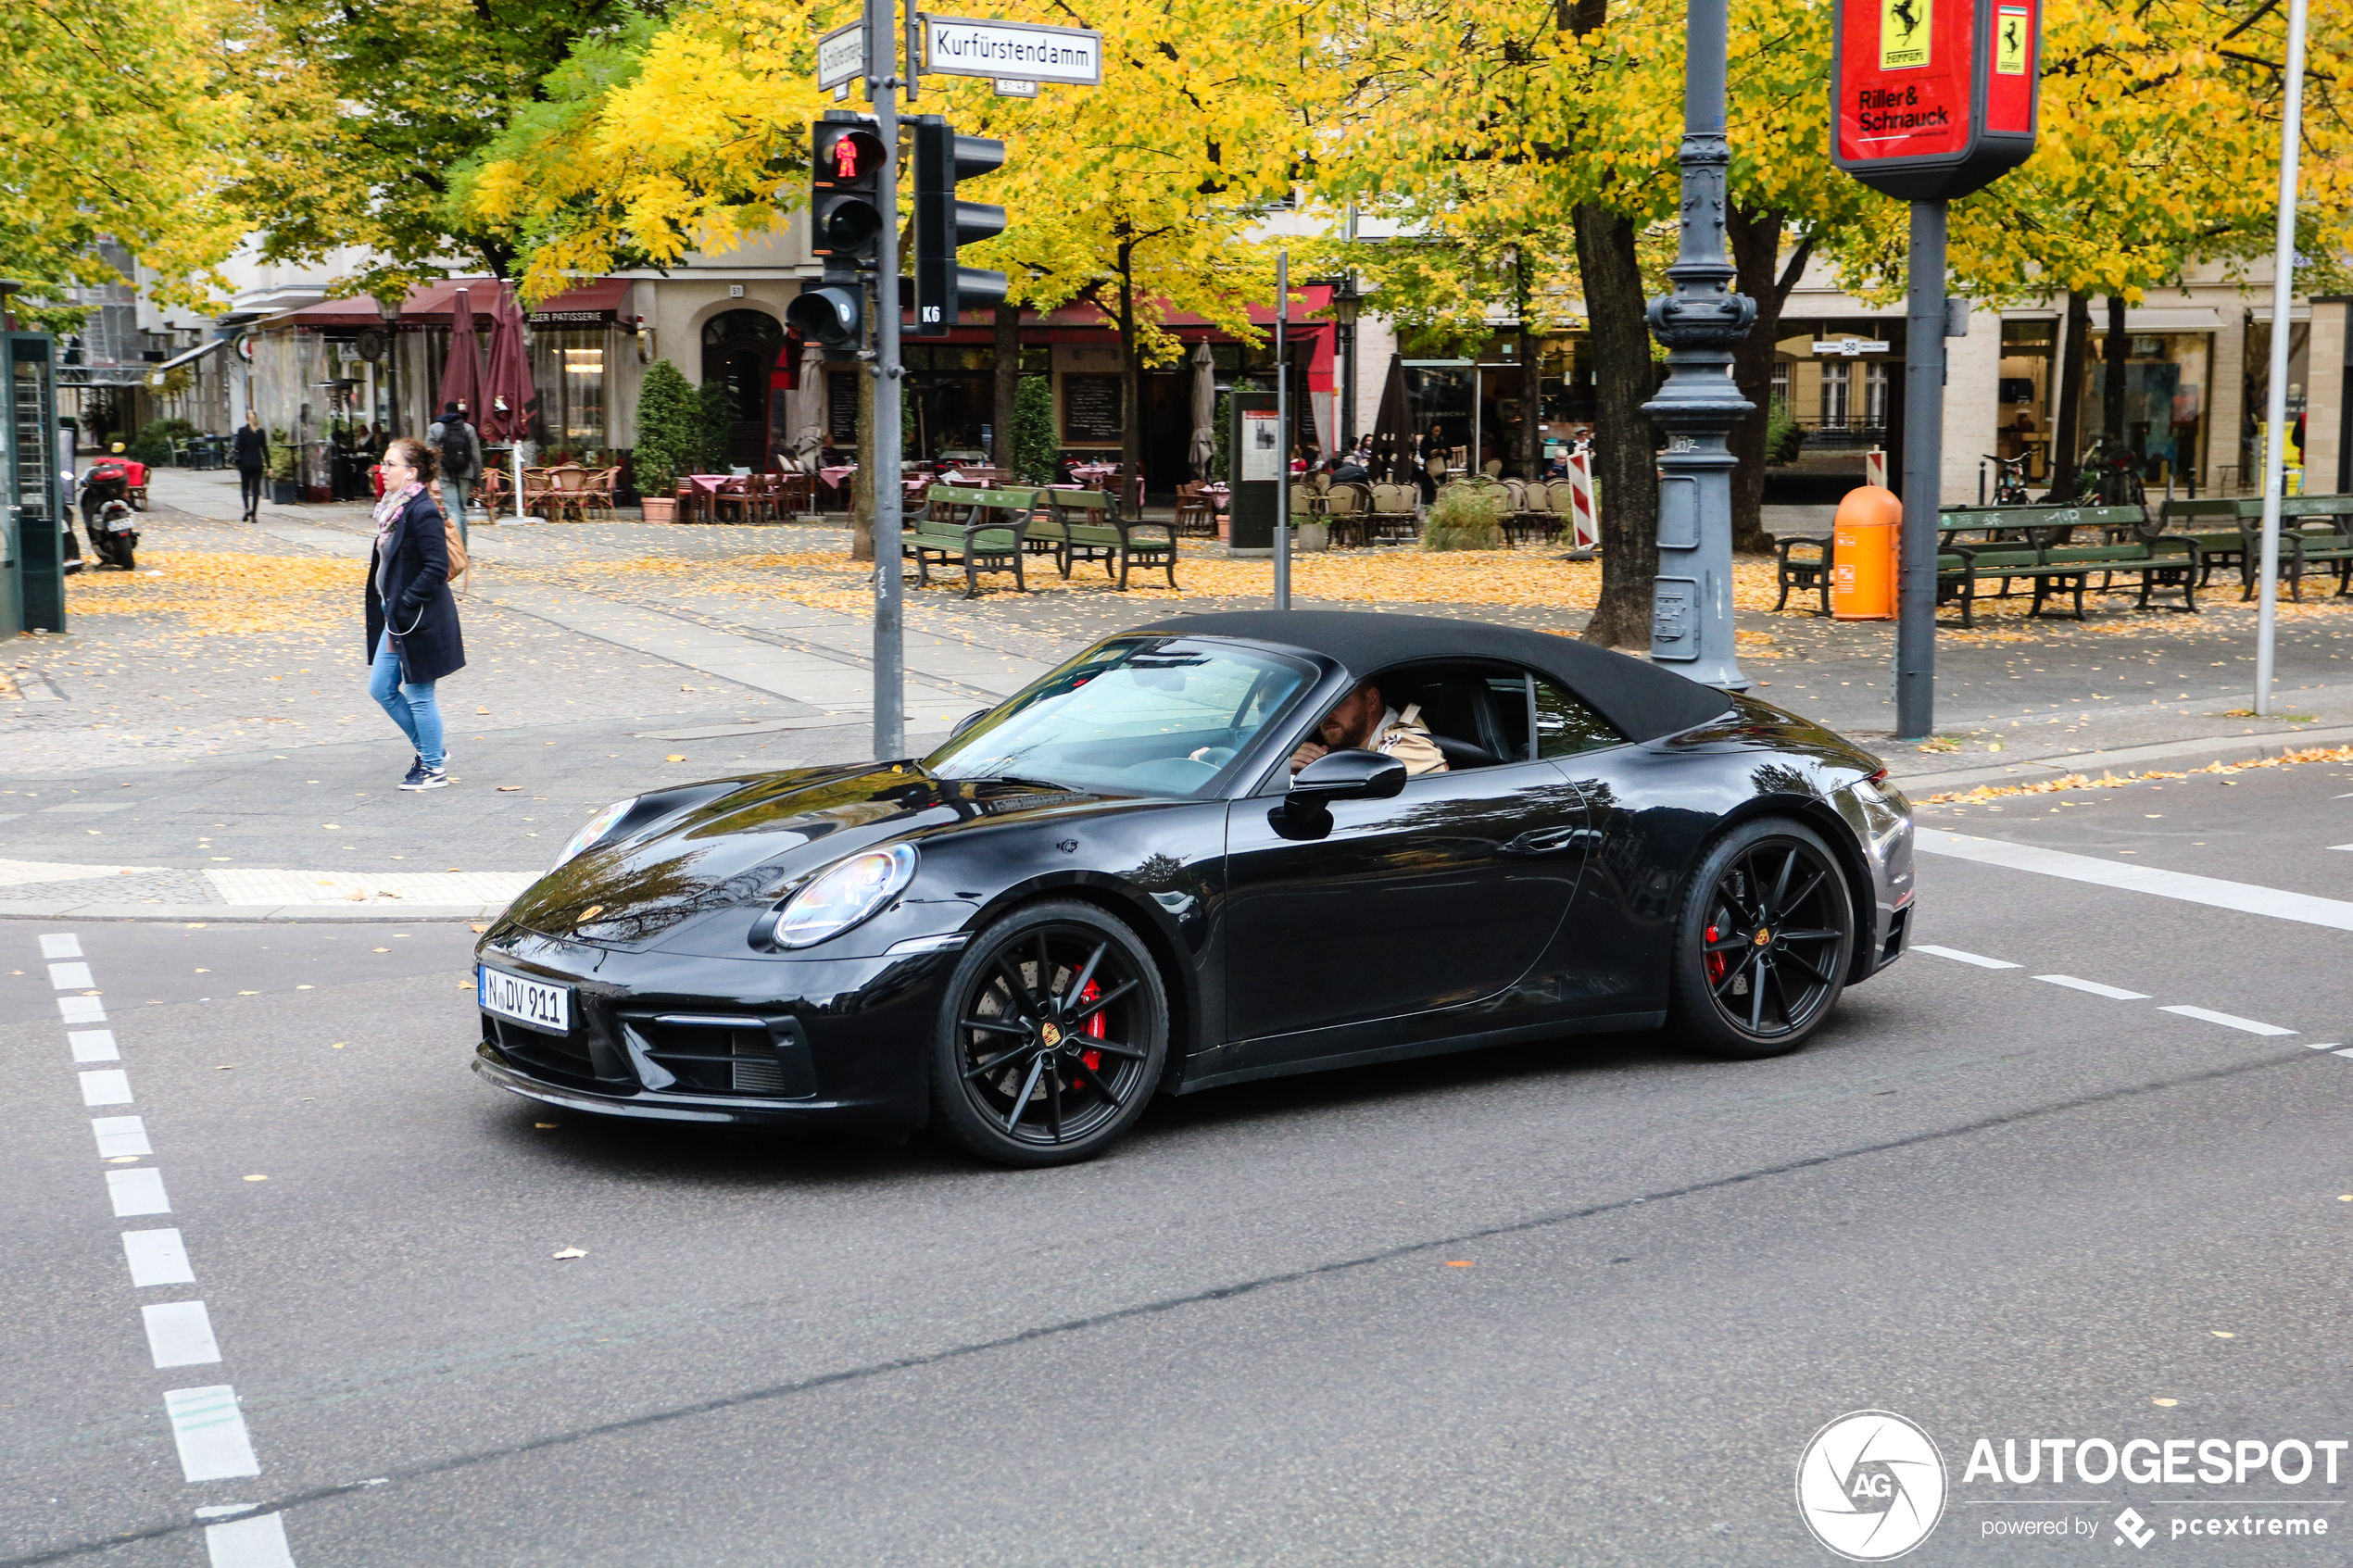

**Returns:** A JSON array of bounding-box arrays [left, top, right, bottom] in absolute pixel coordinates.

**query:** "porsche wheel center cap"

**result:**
[[1039, 1022, 1063, 1047], [1754, 928, 1772, 947]]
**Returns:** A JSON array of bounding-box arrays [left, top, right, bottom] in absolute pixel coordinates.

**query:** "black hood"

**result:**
[[500, 765, 1109, 947]]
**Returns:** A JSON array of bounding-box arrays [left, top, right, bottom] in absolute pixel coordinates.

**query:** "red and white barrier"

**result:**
[[1566, 452, 1599, 549]]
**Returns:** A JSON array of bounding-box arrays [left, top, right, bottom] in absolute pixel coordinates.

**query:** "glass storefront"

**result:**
[[2078, 331, 2211, 490], [530, 326, 611, 456]]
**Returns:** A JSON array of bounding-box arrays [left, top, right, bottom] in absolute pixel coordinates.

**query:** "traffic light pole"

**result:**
[[868, 0, 905, 760]]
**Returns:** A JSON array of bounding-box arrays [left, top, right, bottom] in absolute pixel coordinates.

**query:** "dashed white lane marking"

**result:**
[[2331, 844, 2353, 852], [2034, 973, 2153, 1000], [1919, 831, 2353, 932], [164, 1386, 260, 1480], [2304, 1042, 2344, 1051], [1914, 944, 2023, 969], [49, 960, 94, 988], [2336, 1048, 2353, 1060], [143, 1301, 223, 1368], [58, 995, 107, 1024], [205, 1512, 297, 1568], [94, 1115, 151, 1157], [195, 1506, 256, 1520], [107, 1167, 170, 1216], [69, 1028, 119, 1062], [2159, 1004, 2296, 1036], [123, 1228, 195, 1286], [79, 1069, 132, 1106], [39, 933, 83, 959]]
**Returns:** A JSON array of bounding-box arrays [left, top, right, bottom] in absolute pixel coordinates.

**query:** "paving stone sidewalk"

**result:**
[[6, 465, 2353, 918]]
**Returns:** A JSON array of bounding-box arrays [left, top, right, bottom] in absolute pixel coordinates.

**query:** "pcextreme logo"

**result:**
[[1797, 1411, 1949, 1561]]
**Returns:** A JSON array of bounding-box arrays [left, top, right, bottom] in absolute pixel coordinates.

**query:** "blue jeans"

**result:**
[[371, 632, 445, 768]]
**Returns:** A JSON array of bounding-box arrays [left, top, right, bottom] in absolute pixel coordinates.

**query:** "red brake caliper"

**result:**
[[1705, 923, 1726, 985], [1079, 980, 1104, 1072]]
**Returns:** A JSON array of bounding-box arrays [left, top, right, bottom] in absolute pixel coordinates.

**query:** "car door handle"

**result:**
[[1501, 826, 1598, 857]]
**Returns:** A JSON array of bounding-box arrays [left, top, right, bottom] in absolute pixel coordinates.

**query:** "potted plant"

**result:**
[[633, 359, 699, 520], [1422, 480, 1507, 551], [268, 429, 300, 504], [1290, 513, 1329, 553]]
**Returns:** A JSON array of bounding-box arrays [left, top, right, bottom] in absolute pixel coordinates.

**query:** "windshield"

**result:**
[[924, 637, 1315, 798]]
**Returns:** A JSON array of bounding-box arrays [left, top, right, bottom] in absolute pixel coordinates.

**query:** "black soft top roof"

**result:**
[[1132, 610, 1732, 744]]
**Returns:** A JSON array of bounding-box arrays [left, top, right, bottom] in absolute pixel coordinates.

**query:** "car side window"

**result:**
[[1533, 676, 1623, 758], [1483, 675, 1533, 760]]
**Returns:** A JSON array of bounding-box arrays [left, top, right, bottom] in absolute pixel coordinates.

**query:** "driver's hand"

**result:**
[[1289, 740, 1327, 774]]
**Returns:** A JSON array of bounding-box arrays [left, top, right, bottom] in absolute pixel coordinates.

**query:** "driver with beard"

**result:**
[[1286, 680, 1447, 777]]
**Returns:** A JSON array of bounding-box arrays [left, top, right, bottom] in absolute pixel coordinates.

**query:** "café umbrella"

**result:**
[[435, 287, 485, 445], [479, 284, 539, 525], [1189, 340, 1216, 479]]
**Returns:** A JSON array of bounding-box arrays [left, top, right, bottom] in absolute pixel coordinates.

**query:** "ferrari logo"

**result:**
[[1040, 1022, 1063, 1047], [1995, 5, 2029, 74], [1881, 0, 1931, 69]]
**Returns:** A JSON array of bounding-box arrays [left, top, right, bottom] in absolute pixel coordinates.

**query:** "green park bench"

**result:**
[[1024, 488, 1178, 590], [2157, 495, 2353, 600], [904, 485, 1041, 598], [1938, 502, 2151, 547], [1937, 536, 2201, 627]]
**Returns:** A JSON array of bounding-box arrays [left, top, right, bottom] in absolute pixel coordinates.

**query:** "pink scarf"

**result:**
[[373, 480, 422, 545]]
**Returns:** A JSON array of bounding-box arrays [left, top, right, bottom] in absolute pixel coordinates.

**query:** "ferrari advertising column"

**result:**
[[1832, 0, 2040, 737]]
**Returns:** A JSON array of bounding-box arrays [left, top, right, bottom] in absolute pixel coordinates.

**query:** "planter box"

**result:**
[[640, 496, 677, 523], [1216, 514, 1232, 543], [301, 483, 332, 503], [270, 480, 301, 504], [1293, 522, 1330, 553]]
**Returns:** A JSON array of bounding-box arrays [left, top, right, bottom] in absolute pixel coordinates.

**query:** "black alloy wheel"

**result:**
[[1669, 818, 1855, 1060], [931, 900, 1169, 1167]]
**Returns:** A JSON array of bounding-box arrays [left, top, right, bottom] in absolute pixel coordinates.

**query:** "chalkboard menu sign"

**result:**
[[1063, 375, 1123, 442], [828, 371, 858, 443]]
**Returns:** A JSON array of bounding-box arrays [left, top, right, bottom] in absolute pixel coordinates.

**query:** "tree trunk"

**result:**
[[1575, 201, 1659, 650], [2048, 290, 2092, 500], [2102, 294, 2129, 453], [1515, 252, 1541, 482], [992, 300, 1020, 472], [850, 342, 876, 561], [1726, 205, 1813, 554], [1117, 236, 1141, 507]]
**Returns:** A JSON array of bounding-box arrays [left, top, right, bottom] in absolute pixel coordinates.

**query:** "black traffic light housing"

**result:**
[[912, 117, 1008, 338], [790, 113, 888, 351]]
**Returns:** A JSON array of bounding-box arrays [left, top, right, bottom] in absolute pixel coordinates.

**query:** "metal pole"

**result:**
[[1274, 250, 1290, 610], [1895, 199, 1947, 739], [870, 0, 906, 758], [2256, 0, 2309, 718], [1641, 0, 1752, 690]]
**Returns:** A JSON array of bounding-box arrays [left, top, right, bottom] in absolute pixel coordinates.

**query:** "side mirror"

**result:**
[[1288, 748, 1407, 809], [950, 707, 992, 739]]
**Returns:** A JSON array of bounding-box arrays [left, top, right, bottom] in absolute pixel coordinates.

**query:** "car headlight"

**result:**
[[551, 797, 637, 872], [769, 844, 918, 949]]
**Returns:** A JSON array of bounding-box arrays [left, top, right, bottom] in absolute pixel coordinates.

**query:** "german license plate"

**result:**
[[479, 966, 571, 1035]]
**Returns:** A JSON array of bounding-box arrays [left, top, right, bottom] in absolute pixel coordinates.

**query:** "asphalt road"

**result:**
[[5, 763, 2353, 1566]]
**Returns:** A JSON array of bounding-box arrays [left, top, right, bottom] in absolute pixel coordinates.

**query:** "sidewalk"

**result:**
[[8, 468, 2353, 920]]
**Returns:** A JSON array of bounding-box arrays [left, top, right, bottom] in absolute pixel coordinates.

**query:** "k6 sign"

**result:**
[[1832, 0, 2041, 200]]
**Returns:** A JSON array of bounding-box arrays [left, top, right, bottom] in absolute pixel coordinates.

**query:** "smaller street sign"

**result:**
[[923, 16, 1103, 86], [816, 20, 866, 92], [1813, 338, 1891, 357], [993, 79, 1038, 97]]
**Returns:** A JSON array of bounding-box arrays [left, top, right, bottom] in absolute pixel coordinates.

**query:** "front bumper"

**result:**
[[470, 932, 950, 1134]]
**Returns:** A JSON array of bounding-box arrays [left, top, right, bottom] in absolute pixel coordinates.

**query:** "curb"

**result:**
[[0, 902, 500, 924], [1897, 722, 2353, 796]]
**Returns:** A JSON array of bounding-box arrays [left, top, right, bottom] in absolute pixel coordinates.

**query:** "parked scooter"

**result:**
[[87, 493, 139, 570]]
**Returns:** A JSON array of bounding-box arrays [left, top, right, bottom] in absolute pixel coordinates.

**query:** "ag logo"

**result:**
[[1796, 1411, 1947, 1561]]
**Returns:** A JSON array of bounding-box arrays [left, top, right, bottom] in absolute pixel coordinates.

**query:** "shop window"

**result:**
[[1820, 364, 1851, 429]]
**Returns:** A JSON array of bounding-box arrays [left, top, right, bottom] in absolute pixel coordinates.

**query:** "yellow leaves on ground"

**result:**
[[66, 553, 362, 636], [1925, 747, 2353, 805]]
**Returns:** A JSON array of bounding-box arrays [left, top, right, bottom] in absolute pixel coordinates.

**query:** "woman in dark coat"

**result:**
[[367, 437, 466, 790], [232, 411, 268, 522]]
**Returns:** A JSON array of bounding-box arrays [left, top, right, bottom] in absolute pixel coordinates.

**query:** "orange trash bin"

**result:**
[[1831, 484, 1901, 621]]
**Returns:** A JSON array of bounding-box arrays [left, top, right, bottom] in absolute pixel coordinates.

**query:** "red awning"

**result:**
[[257, 277, 629, 331]]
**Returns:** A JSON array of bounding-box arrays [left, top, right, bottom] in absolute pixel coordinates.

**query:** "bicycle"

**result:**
[[2053, 438, 2145, 508], [1980, 452, 2032, 506]]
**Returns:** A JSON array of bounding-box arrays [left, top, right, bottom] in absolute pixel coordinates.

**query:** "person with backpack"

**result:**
[[427, 401, 481, 542], [368, 437, 467, 790]]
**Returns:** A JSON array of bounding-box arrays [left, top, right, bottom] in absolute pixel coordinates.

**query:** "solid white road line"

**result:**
[[93, 1115, 150, 1157], [1919, 831, 2353, 932], [106, 1167, 170, 1216], [2336, 1048, 2353, 1060], [79, 1070, 132, 1107], [57, 995, 107, 1024], [39, 933, 83, 959], [1914, 944, 2023, 969], [2034, 973, 2153, 1000], [123, 1228, 195, 1286], [163, 1386, 260, 1481], [2304, 1042, 2345, 1051], [69, 1028, 119, 1062], [205, 1512, 296, 1568], [2159, 1004, 2296, 1036], [143, 1301, 223, 1368], [48, 960, 94, 988]]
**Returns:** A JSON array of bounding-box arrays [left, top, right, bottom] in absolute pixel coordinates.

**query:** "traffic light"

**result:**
[[912, 117, 1008, 338], [789, 114, 888, 349]]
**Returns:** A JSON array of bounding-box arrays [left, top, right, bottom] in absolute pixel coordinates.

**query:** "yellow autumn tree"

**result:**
[[1, 0, 248, 320]]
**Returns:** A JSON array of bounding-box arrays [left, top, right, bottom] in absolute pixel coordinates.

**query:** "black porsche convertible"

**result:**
[[472, 611, 1916, 1165]]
